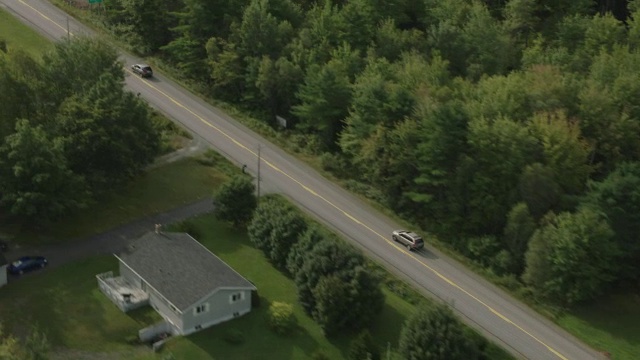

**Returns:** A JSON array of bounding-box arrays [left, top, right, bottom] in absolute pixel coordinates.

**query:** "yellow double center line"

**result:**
[[18, 1, 569, 358]]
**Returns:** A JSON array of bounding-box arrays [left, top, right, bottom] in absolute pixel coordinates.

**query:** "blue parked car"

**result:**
[[8, 256, 48, 275]]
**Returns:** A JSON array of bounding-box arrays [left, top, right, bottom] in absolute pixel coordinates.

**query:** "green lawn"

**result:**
[[0, 214, 512, 359], [0, 216, 417, 360], [557, 291, 640, 360], [0, 256, 160, 359], [10, 156, 229, 245], [163, 215, 416, 360], [0, 7, 53, 58]]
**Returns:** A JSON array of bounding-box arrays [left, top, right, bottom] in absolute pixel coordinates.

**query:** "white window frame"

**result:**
[[193, 303, 209, 316], [229, 292, 244, 304]]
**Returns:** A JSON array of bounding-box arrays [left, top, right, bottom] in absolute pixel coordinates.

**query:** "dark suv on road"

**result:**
[[131, 64, 153, 78], [392, 230, 424, 251]]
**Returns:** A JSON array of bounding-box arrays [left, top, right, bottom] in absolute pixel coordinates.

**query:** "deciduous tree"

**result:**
[[40, 38, 124, 111], [311, 266, 383, 336], [398, 304, 479, 360], [583, 162, 640, 279], [286, 226, 326, 276], [213, 175, 257, 227], [503, 202, 537, 274], [54, 73, 160, 189], [0, 120, 87, 222], [529, 111, 592, 195], [523, 208, 619, 306], [248, 196, 307, 269], [295, 238, 364, 313], [518, 163, 562, 220]]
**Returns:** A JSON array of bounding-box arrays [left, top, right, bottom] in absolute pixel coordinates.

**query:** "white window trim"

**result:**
[[193, 302, 210, 316], [229, 291, 244, 304]]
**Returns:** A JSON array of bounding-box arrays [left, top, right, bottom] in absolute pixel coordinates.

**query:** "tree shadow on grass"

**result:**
[[182, 216, 246, 256], [183, 308, 321, 360], [323, 302, 406, 359]]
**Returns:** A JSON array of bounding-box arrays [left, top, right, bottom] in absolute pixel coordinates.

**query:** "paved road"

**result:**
[[0, 1, 605, 359]]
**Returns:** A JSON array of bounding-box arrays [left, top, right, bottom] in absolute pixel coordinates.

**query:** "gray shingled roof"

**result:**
[[118, 232, 255, 311]]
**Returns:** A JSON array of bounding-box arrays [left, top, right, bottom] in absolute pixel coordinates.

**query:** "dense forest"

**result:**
[[83, 0, 640, 307]]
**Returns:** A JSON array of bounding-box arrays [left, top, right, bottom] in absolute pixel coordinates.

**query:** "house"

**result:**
[[97, 231, 256, 336], [0, 254, 7, 288]]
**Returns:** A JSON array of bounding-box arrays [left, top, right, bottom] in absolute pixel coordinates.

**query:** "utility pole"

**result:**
[[257, 144, 261, 199], [66, 17, 70, 41], [386, 342, 391, 360]]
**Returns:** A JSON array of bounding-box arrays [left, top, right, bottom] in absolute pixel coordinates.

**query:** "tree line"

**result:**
[[213, 180, 485, 359], [99, 0, 640, 307], [0, 38, 164, 225]]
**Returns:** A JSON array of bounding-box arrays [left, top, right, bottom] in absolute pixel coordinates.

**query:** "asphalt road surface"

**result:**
[[0, 1, 605, 359]]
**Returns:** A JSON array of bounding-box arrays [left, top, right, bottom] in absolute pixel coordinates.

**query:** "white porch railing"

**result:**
[[96, 271, 149, 312]]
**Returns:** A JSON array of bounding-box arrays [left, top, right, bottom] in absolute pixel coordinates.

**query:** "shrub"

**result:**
[[399, 304, 479, 360], [267, 302, 296, 335], [248, 195, 307, 269], [213, 175, 257, 227]]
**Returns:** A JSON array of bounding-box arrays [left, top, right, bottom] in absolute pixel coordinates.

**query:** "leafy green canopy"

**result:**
[[100, 0, 640, 300], [0, 38, 160, 223]]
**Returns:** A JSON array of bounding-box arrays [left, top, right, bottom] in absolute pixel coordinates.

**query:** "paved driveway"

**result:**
[[2, 198, 214, 280]]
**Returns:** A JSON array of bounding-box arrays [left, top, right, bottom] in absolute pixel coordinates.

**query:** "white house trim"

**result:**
[[181, 308, 252, 336], [183, 286, 254, 314], [114, 254, 184, 314]]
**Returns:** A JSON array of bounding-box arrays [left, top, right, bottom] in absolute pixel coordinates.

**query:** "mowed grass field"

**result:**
[[0, 256, 161, 360]]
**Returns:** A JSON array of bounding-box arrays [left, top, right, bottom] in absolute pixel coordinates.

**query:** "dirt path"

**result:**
[[146, 134, 208, 171]]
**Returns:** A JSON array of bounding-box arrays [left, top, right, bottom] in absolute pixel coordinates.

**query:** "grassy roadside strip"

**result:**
[[40, 3, 639, 358], [0, 7, 54, 57]]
